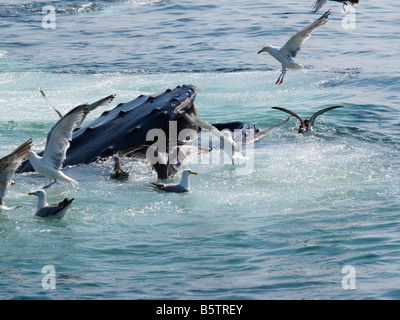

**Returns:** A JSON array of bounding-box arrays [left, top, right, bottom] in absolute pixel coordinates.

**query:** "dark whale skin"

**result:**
[[18, 84, 257, 174]]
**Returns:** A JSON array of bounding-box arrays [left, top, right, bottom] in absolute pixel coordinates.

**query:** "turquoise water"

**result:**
[[1, 0, 400, 300]]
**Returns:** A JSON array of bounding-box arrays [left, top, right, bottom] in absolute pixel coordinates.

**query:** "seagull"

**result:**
[[28, 189, 74, 219], [39, 88, 116, 129], [27, 103, 92, 188], [257, 10, 331, 85], [149, 169, 198, 193], [109, 154, 130, 181], [272, 106, 343, 133], [0, 139, 32, 210], [312, 0, 359, 13]]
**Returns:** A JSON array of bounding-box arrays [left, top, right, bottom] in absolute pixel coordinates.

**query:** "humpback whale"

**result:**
[[19, 85, 199, 173], [19, 85, 288, 180], [272, 106, 343, 133]]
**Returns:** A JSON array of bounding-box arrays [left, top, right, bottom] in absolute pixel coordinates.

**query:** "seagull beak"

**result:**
[[257, 49, 263, 54], [191, 171, 198, 175], [28, 192, 34, 195]]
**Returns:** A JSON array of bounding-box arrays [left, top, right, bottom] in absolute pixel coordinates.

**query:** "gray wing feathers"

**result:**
[[281, 10, 330, 58], [0, 139, 32, 204], [312, 0, 328, 13], [35, 198, 74, 218], [43, 104, 89, 170]]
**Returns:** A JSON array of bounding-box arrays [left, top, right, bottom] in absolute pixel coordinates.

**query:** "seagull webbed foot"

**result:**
[[42, 179, 57, 189]]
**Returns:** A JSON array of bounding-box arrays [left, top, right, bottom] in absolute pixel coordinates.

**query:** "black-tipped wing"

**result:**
[[272, 107, 306, 130], [281, 10, 330, 57], [35, 198, 74, 218], [308, 106, 343, 129], [312, 0, 328, 13], [78, 94, 116, 128]]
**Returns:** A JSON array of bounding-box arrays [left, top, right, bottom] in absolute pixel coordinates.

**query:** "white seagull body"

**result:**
[[27, 103, 89, 188], [312, 0, 359, 13], [28, 189, 74, 219], [258, 10, 331, 85], [0, 139, 32, 210], [149, 169, 198, 193]]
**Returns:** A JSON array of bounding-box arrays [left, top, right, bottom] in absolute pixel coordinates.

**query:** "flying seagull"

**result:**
[[0, 139, 32, 210], [29, 92, 116, 189], [28, 189, 74, 219], [312, 0, 359, 13], [27, 103, 91, 189], [257, 10, 331, 85], [149, 169, 198, 193], [271, 106, 343, 133]]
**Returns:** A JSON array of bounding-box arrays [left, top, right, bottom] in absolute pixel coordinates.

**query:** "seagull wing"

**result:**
[[312, 0, 328, 13], [0, 139, 32, 204], [272, 107, 306, 130], [42, 104, 89, 170], [150, 182, 186, 193], [76, 94, 116, 128], [40, 89, 115, 128], [308, 106, 343, 129], [280, 10, 330, 58], [35, 198, 74, 218], [252, 116, 291, 142], [39, 88, 63, 118]]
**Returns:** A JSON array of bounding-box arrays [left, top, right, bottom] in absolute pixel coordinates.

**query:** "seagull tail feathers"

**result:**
[[58, 172, 79, 186]]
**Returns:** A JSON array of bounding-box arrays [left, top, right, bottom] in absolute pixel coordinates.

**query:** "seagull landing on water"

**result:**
[[312, 0, 359, 13], [257, 10, 331, 85], [272, 106, 343, 133]]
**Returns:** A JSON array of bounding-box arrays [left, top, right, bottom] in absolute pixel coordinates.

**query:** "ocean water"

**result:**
[[1, 0, 400, 300]]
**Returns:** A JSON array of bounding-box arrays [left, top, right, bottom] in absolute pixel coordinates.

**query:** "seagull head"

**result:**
[[257, 45, 273, 54], [28, 190, 46, 198], [183, 169, 198, 176], [298, 120, 310, 134]]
